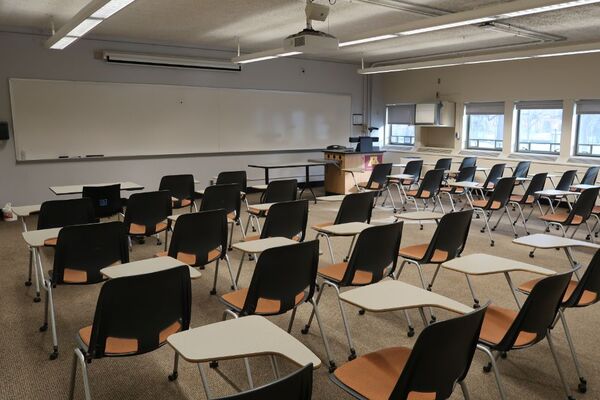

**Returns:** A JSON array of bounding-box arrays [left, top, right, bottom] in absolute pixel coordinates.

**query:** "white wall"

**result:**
[[0, 31, 363, 205]]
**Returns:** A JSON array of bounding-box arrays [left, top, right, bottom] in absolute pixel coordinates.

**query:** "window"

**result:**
[[515, 100, 563, 154], [465, 102, 504, 150], [386, 104, 416, 146], [575, 100, 600, 156]]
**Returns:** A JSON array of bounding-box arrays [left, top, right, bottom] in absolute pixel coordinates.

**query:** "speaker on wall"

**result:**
[[0, 122, 9, 140]]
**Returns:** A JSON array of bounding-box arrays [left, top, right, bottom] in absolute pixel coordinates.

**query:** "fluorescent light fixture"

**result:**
[[534, 49, 600, 57], [499, 0, 600, 18], [49, 36, 79, 50], [339, 34, 398, 47], [277, 51, 302, 57], [46, 0, 137, 50], [232, 48, 302, 64], [464, 56, 532, 64], [236, 56, 278, 64], [67, 18, 103, 37], [91, 0, 136, 18], [398, 17, 496, 35]]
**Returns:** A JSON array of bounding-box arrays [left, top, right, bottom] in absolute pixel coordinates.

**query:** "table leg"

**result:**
[[198, 364, 213, 399], [264, 169, 269, 185], [504, 272, 522, 308], [32, 247, 41, 302], [564, 247, 582, 280], [234, 254, 245, 288]]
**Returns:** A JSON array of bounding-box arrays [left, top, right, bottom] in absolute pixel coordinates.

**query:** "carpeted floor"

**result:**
[[1, 189, 599, 400]]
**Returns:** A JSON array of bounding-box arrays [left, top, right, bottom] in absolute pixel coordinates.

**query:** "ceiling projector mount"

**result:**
[[283, 0, 339, 54]]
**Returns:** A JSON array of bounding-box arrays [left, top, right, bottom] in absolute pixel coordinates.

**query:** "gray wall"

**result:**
[[0, 31, 363, 205]]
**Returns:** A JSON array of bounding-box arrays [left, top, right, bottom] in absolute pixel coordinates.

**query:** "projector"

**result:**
[[283, 29, 339, 54]]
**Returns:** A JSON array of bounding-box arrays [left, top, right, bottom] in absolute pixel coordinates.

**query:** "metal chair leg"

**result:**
[[302, 281, 326, 334], [459, 380, 471, 400], [224, 255, 237, 291], [331, 283, 357, 360], [168, 352, 180, 381], [547, 330, 576, 400], [477, 345, 507, 400], [403, 310, 415, 337], [70, 348, 92, 400], [210, 259, 220, 295], [309, 298, 337, 372], [287, 307, 297, 333], [465, 275, 480, 308], [559, 310, 587, 393]]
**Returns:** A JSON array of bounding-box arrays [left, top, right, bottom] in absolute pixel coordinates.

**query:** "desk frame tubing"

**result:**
[[35, 247, 59, 358]]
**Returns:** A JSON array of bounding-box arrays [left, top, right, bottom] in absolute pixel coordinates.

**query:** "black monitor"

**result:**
[[349, 136, 379, 152]]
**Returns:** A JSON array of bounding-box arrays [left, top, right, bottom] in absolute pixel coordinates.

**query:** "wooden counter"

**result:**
[[322, 150, 384, 194]]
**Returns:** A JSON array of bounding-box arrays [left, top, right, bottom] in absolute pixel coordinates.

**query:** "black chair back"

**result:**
[[455, 166, 477, 183], [403, 160, 423, 184], [159, 175, 195, 208], [366, 163, 392, 189], [434, 158, 452, 171], [261, 200, 309, 241], [342, 222, 404, 286], [53, 221, 129, 285], [424, 210, 473, 263], [85, 265, 192, 359], [123, 190, 172, 235], [390, 306, 487, 400], [217, 363, 313, 400], [555, 170, 578, 191], [216, 171, 248, 193], [512, 161, 531, 179], [201, 183, 241, 220], [496, 271, 572, 350], [240, 241, 318, 316], [520, 173, 547, 202], [485, 177, 515, 209], [581, 166, 600, 186], [564, 187, 600, 225], [261, 179, 298, 203], [481, 163, 505, 189], [168, 210, 228, 266], [415, 169, 445, 198], [566, 248, 600, 308], [334, 192, 375, 224], [459, 157, 477, 170], [37, 198, 96, 230], [82, 184, 122, 218]]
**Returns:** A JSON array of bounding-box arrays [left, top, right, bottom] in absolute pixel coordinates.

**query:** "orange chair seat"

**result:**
[[398, 244, 448, 263], [129, 222, 168, 235], [539, 213, 583, 225], [479, 305, 537, 348], [333, 346, 434, 400], [155, 248, 220, 266], [440, 187, 464, 194], [510, 194, 535, 204], [318, 262, 374, 285], [519, 279, 597, 306], [406, 190, 431, 198], [78, 321, 181, 355], [471, 199, 502, 210], [43, 237, 58, 247], [172, 198, 192, 207], [221, 288, 305, 314]]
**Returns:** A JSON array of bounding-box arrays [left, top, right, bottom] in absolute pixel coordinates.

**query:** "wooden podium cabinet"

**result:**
[[322, 149, 385, 194]]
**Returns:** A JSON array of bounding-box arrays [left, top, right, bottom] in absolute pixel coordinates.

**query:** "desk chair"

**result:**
[[387, 160, 423, 210], [471, 177, 516, 246], [397, 210, 473, 293], [404, 168, 445, 212], [82, 184, 122, 219], [37, 198, 97, 244], [201, 183, 245, 249], [447, 156, 477, 179], [477, 271, 574, 400], [159, 174, 196, 211], [123, 190, 172, 248], [579, 166, 600, 186], [434, 157, 453, 171], [511, 160, 531, 181], [312, 192, 374, 263], [221, 241, 336, 372], [474, 163, 505, 197], [357, 163, 393, 208], [519, 249, 600, 394], [69, 266, 191, 400], [216, 170, 249, 209], [540, 170, 578, 213], [158, 209, 234, 295], [330, 306, 487, 400], [215, 363, 313, 400], [40, 221, 128, 360], [303, 222, 404, 360], [539, 186, 600, 243], [508, 172, 547, 235], [441, 166, 477, 211], [247, 179, 297, 234]]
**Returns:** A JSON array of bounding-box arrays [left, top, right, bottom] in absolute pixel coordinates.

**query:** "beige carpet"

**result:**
[[1, 190, 599, 399]]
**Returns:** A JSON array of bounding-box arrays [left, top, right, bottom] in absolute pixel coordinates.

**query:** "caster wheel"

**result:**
[[328, 362, 337, 373], [473, 303, 480, 309], [209, 289, 217, 295], [39, 324, 48, 332], [578, 379, 587, 393], [34, 296, 41, 303], [230, 285, 235, 290], [491, 228, 496, 232], [358, 309, 365, 315], [25, 281, 32, 287], [483, 363, 492, 373], [407, 328, 415, 338], [228, 247, 233, 251], [529, 252, 535, 258], [514, 234, 518, 239], [586, 235, 591, 241], [301, 326, 310, 335], [348, 350, 357, 361], [501, 352, 507, 359], [49, 350, 58, 360], [168, 372, 178, 381], [490, 241, 495, 247], [209, 361, 219, 368], [480, 229, 485, 233]]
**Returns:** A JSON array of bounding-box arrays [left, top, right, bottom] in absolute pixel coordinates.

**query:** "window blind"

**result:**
[[515, 100, 563, 110], [576, 100, 600, 114], [465, 102, 504, 115], [387, 104, 416, 125]]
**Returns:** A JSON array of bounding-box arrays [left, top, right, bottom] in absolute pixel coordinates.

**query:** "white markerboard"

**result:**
[[9, 78, 351, 161]]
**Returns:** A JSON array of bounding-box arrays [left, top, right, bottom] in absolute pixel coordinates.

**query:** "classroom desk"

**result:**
[[387, 173, 415, 180], [12, 204, 41, 232], [442, 253, 555, 308], [101, 256, 200, 279], [394, 211, 444, 227], [247, 202, 275, 212], [232, 237, 297, 286], [167, 315, 321, 398], [22, 227, 61, 302], [536, 189, 581, 210], [528, 173, 561, 187], [446, 181, 480, 207], [571, 184, 600, 191], [316, 195, 346, 202], [312, 222, 371, 263], [513, 234, 600, 278], [248, 162, 326, 203], [49, 181, 144, 195]]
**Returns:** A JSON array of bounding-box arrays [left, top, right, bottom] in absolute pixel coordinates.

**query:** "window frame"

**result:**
[[515, 104, 563, 155], [574, 102, 600, 157], [465, 113, 504, 151]]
